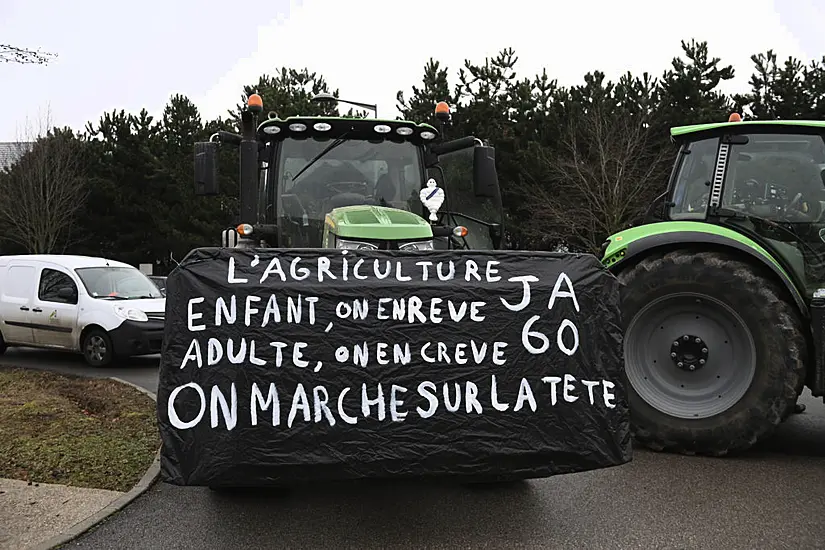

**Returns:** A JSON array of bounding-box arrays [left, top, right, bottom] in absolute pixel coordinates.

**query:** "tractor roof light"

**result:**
[[453, 225, 468, 238], [236, 223, 253, 236], [729, 112, 742, 122], [247, 93, 263, 114], [435, 101, 451, 123]]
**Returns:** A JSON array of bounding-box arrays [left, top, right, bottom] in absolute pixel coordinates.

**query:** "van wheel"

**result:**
[[82, 328, 114, 367], [0, 332, 7, 355]]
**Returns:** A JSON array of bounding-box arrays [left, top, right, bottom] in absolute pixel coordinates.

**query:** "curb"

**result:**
[[30, 377, 161, 550]]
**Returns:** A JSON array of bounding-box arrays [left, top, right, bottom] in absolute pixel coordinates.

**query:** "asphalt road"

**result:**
[[5, 349, 825, 549]]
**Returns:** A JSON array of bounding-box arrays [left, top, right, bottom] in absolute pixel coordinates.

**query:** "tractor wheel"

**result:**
[[619, 249, 806, 456]]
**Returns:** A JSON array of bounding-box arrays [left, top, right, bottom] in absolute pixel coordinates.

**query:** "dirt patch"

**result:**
[[0, 366, 159, 492]]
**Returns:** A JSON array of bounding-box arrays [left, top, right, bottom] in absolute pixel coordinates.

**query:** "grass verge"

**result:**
[[0, 366, 159, 492]]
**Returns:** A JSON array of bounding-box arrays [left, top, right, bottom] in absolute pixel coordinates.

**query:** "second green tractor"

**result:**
[[602, 115, 825, 456]]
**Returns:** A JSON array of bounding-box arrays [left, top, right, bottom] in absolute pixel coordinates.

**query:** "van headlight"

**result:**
[[336, 239, 378, 250], [114, 306, 148, 322], [399, 240, 434, 251]]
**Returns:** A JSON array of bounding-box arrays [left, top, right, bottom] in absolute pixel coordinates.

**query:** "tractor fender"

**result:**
[[602, 227, 809, 318]]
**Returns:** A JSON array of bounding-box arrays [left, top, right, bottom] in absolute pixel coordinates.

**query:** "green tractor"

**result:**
[[601, 114, 825, 456], [193, 93, 504, 253]]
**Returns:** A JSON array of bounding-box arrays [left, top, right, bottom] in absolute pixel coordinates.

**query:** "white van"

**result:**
[[0, 254, 166, 367]]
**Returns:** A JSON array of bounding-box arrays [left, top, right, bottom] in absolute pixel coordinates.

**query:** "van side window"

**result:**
[[39, 269, 78, 305]]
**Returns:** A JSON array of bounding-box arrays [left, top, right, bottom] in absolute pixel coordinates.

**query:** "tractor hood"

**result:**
[[325, 204, 433, 241]]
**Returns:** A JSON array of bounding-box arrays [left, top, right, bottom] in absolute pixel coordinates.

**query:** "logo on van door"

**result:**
[[49, 310, 57, 321]]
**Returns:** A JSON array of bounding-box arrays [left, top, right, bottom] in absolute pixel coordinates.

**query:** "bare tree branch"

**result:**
[[0, 44, 57, 65], [513, 104, 672, 253], [0, 109, 89, 253]]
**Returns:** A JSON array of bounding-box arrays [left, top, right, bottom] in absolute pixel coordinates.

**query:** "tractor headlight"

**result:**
[[336, 239, 378, 250], [399, 240, 434, 251]]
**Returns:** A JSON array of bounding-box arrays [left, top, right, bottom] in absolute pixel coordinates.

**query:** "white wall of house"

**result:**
[[0, 142, 33, 172]]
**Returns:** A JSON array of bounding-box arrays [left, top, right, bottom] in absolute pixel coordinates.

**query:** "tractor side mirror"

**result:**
[[472, 145, 500, 199], [194, 141, 219, 195]]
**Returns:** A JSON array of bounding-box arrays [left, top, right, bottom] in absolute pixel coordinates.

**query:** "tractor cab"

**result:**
[[193, 94, 504, 253], [261, 115, 503, 251], [659, 116, 825, 297]]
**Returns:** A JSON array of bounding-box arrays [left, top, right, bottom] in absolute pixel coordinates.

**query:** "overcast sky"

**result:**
[[1, 0, 823, 141]]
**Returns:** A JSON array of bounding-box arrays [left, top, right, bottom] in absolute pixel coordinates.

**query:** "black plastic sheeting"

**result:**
[[157, 247, 631, 487]]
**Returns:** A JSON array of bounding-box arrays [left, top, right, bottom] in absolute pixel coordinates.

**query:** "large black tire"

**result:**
[[0, 331, 7, 355], [209, 486, 241, 493], [81, 327, 115, 367], [619, 249, 807, 456]]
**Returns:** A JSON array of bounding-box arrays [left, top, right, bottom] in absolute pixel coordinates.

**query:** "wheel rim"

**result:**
[[86, 335, 107, 363], [624, 292, 757, 419]]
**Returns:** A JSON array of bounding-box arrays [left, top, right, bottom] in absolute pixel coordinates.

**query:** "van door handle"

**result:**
[[19, 306, 29, 311], [32, 308, 42, 313]]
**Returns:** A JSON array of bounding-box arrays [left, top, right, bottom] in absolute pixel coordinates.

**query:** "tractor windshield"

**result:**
[[275, 137, 426, 248], [721, 131, 825, 294]]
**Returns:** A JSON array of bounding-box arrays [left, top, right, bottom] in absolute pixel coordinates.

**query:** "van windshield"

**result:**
[[75, 267, 163, 299]]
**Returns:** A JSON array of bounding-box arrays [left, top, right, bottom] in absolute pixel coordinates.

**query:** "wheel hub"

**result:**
[[87, 336, 107, 362], [670, 334, 709, 372], [624, 291, 756, 420]]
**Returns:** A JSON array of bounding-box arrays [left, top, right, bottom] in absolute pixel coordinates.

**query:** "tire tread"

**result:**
[[619, 249, 807, 456]]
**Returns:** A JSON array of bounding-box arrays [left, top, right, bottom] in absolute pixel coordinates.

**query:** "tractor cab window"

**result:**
[[276, 138, 425, 248], [427, 147, 503, 250], [720, 132, 825, 294], [669, 138, 718, 220], [721, 133, 825, 221]]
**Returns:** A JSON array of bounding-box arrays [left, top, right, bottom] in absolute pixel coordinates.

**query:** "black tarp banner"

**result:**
[[157, 247, 631, 486]]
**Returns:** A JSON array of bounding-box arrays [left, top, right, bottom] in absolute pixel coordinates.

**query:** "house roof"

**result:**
[[0, 142, 33, 172]]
